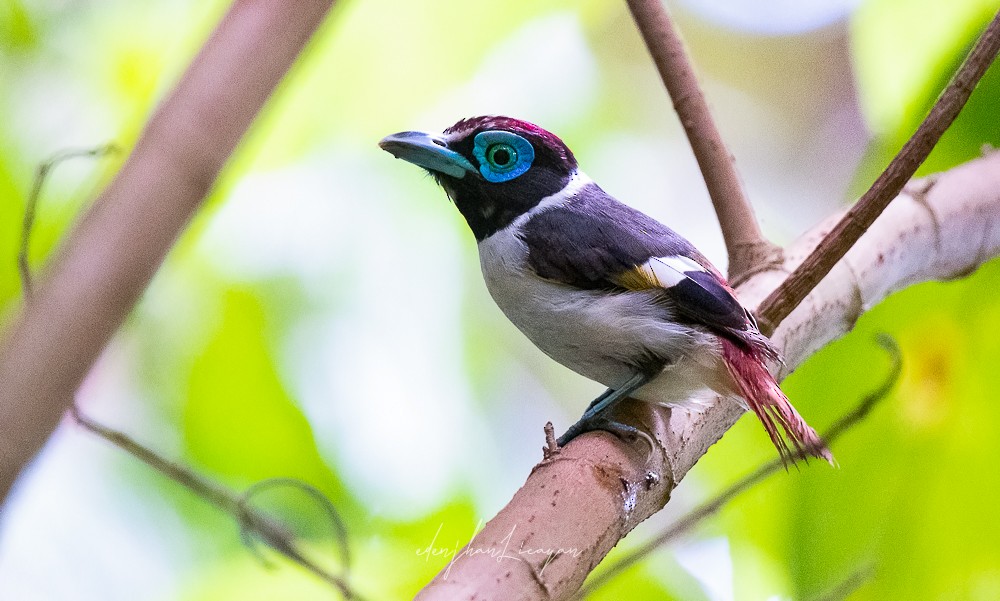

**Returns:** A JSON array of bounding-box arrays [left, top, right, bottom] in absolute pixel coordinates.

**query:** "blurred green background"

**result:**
[[1, 0, 999, 599]]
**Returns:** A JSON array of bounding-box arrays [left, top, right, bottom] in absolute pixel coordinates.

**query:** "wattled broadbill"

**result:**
[[380, 116, 831, 463]]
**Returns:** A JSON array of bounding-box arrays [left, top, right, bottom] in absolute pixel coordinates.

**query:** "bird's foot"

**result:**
[[556, 414, 655, 456]]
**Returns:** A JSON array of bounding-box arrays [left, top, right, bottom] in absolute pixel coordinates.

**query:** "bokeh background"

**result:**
[[2, 0, 1000, 599]]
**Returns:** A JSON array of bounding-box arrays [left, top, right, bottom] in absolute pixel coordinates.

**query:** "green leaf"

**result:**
[[183, 287, 346, 505], [0, 0, 38, 52]]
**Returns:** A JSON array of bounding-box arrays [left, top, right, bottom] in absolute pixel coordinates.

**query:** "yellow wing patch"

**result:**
[[615, 256, 696, 291], [615, 264, 663, 291]]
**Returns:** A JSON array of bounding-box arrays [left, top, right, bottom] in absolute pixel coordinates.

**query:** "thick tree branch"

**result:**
[[625, 0, 781, 282], [577, 336, 900, 597], [0, 0, 336, 504], [415, 150, 1000, 600], [757, 9, 1000, 333]]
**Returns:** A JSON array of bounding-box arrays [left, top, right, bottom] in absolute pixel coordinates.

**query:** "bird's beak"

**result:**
[[379, 131, 476, 179]]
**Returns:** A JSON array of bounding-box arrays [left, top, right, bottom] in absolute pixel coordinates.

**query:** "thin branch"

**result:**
[[625, 0, 780, 282], [18, 144, 119, 297], [807, 562, 876, 601], [576, 336, 901, 598], [72, 408, 357, 599], [757, 9, 1000, 333]]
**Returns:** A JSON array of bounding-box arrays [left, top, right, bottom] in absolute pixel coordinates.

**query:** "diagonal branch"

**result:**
[[625, 0, 781, 282], [757, 9, 1000, 333], [0, 0, 337, 504]]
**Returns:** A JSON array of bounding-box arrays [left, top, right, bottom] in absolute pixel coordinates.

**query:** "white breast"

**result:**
[[477, 227, 723, 405]]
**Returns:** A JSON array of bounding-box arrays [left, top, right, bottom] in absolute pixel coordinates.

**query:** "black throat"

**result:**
[[442, 166, 574, 241]]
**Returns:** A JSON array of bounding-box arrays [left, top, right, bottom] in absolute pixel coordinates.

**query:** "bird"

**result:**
[[379, 116, 831, 464]]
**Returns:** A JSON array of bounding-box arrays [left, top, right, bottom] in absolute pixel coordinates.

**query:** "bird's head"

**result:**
[[379, 116, 579, 240]]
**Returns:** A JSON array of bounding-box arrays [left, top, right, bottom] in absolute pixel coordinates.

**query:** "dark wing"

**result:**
[[521, 183, 697, 288], [618, 255, 751, 334], [520, 184, 757, 343]]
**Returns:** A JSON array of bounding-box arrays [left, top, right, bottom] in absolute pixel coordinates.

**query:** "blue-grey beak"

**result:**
[[379, 131, 476, 179]]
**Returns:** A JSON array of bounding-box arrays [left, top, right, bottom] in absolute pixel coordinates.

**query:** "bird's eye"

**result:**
[[472, 131, 534, 183], [487, 144, 515, 168]]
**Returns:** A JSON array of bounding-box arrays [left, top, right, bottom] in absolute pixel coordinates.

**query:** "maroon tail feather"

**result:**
[[720, 338, 833, 465]]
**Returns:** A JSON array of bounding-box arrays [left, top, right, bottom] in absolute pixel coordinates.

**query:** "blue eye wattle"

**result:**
[[473, 131, 534, 183]]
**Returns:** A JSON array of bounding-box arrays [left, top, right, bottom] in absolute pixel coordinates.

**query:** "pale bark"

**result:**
[[415, 150, 1000, 600]]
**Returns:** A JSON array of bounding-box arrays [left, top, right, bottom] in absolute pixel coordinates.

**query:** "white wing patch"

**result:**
[[636, 255, 707, 288]]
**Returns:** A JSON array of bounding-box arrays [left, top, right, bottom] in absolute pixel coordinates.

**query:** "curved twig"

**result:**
[[18, 144, 119, 297], [239, 477, 352, 573]]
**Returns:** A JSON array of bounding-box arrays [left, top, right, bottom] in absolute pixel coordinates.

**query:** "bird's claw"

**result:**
[[557, 415, 656, 459]]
